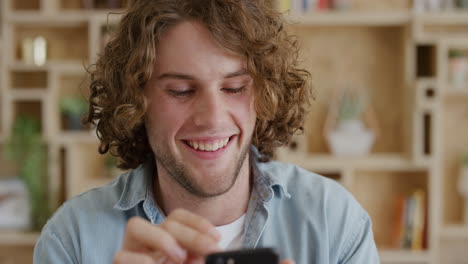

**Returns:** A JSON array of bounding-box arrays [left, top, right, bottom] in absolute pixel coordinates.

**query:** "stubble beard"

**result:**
[[154, 139, 251, 199]]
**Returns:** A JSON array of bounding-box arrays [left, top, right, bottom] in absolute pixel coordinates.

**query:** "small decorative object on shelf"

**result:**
[[457, 152, 468, 225], [448, 49, 468, 90], [414, 0, 456, 12], [105, 155, 121, 179], [323, 86, 379, 156], [21, 36, 47, 66], [277, 0, 355, 14], [332, 0, 353, 10], [5, 116, 49, 231], [0, 178, 31, 230], [60, 96, 88, 131]]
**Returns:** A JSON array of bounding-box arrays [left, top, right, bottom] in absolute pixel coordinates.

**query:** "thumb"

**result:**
[[280, 259, 295, 264]]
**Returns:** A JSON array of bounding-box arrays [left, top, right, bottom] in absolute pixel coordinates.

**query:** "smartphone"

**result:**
[[205, 248, 279, 264]]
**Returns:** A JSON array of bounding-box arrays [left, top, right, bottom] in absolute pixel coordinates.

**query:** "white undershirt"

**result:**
[[215, 214, 246, 250]]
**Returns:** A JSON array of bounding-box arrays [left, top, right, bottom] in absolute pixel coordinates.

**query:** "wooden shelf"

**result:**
[[442, 89, 468, 97], [9, 61, 84, 71], [415, 11, 468, 41], [6, 12, 88, 25], [10, 89, 47, 101], [5, 11, 122, 25], [276, 152, 424, 171], [415, 11, 468, 25], [286, 11, 411, 26], [57, 131, 99, 144], [440, 225, 468, 239], [379, 249, 430, 263], [0, 232, 40, 246]]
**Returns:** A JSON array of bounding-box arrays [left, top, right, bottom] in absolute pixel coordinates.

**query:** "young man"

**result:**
[[34, 0, 379, 263]]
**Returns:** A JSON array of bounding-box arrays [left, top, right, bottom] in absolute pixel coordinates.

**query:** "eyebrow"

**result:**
[[156, 69, 249, 80]]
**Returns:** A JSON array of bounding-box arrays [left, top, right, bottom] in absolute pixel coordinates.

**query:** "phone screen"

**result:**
[[205, 248, 279, 264]]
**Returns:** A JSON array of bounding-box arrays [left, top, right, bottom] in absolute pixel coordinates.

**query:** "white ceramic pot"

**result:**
[[326, 119, 375, 156], [449, 57, 468, 89], [0, 178, 31, 230]]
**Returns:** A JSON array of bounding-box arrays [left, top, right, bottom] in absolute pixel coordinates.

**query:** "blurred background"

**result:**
[[1, 0, 468, 263]]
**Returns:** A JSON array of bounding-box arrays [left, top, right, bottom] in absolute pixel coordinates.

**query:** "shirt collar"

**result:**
[[113, 145, 291, 214], [113, 160, 155, 211], [250, 145, 292, 201]]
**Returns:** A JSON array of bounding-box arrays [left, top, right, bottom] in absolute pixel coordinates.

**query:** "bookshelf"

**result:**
[[274, 0, 468, 263], [0, 0, 467, 263], [0, 0, 125, 262]]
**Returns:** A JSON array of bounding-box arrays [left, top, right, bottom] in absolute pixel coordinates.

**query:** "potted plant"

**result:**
[[458, 152, 468, 224], [448, 49, 468, 90], [5, 116, 49, 231], [104, 154, 121, 179], [459, 0, 468, 8], [60, 96, 88, 131], [324, 86, 379, 156]]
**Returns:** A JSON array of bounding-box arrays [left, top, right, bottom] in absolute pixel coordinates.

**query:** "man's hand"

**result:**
[[113, 209, 221, 264], [113, 208, 295, 264]]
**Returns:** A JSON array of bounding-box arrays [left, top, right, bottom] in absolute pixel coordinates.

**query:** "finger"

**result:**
[[168, 209, 221, 241], [122, 217, 187, 263], [186, 255, 205, 264], [280, 259, 295, 264], [187, 258, 204, 264], [148, 251, 169, 264], [113, 251, 156, 264], [161, 218, 220, 256]]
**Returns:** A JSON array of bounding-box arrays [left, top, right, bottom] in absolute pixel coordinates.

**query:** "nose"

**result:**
[[192, 89, 226, 128]]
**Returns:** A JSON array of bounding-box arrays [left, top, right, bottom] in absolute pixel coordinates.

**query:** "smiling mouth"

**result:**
[[183, 136, 234, 152]]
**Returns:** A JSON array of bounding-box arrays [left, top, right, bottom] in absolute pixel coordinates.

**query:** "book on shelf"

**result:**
[[391, 195, 406, 248], [277, 0, 335, 13], [391, 190, 427, 251]]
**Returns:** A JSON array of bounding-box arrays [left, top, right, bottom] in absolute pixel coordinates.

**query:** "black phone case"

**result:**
[[205, 248, 279, 264]]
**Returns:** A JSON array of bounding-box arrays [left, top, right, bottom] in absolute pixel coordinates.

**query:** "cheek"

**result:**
[[146, 95, 185, 138], [232, 93, 256, 130]]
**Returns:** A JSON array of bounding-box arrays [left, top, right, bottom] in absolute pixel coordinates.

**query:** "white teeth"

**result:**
[[186, 137, 230, 152]]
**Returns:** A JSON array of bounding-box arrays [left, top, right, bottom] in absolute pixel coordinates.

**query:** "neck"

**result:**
[[153, 156, 252, 226]]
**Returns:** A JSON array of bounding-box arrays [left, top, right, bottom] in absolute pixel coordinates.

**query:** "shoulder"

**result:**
[[257, 160, 355, 207], [258, 161, 377, 261], [51, 171, 131, 222], [259, 160, 371, 237], [38, 171, 135, 244], [35, 171, 138, 262]]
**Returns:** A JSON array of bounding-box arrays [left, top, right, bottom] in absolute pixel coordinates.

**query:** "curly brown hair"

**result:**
[[84, 0, 312, 170]]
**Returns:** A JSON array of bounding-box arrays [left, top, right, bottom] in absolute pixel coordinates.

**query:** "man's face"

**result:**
[[144, 20, 257, 198]]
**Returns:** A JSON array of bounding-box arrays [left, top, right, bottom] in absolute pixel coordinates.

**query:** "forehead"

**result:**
[[153, 20, 245, 79]]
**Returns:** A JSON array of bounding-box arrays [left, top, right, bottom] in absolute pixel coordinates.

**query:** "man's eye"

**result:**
[[167, 90, 194, 97], [223, 86, 246, 94]]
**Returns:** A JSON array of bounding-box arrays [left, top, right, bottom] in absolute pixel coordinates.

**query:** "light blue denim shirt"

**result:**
[[34, 147, 379, 263]]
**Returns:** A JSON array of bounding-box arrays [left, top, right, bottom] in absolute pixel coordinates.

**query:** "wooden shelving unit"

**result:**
[[0, 0, 125, 262], [286, 11, 411, 26], [275, 1, 468, 263], [0, 232, 40, 246], [0, 0, 468, 263]]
